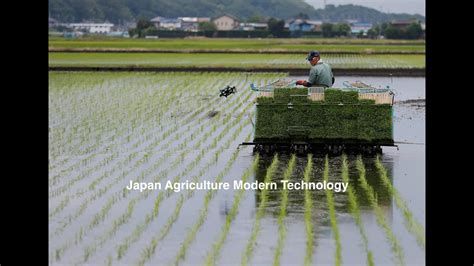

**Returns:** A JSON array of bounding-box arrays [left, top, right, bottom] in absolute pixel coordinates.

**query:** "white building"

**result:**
[[150, 16, 163, 28], [68, 23, 114, 34], [150, 17, 182, 30], [178, 17, 211, 31], [239, 22, 268, 31], [350, 23, 373, 36]]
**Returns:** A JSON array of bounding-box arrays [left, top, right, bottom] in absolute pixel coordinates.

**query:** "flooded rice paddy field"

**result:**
[[49, 72, 425, 265]]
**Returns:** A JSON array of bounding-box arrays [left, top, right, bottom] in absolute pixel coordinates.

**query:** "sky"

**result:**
[[304, 0, 425, 16]]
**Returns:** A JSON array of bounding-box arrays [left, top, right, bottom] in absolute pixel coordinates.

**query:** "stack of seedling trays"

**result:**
[[254, 86, 394, 146]]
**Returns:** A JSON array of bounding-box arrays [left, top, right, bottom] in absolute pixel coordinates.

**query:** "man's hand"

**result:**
[[296, 80, 306, 86]]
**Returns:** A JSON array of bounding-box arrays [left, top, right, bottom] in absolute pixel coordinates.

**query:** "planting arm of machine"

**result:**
[[218, 85, 255, 128]]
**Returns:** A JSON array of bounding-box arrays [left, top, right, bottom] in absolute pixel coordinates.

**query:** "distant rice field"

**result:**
[[48, 53, 425, 69], [49, 37, 425, 53]]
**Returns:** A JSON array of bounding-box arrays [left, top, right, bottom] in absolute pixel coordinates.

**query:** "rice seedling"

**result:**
[[324, 155, 342, 266], [356, 155, 404, 265], [375, 155, 425, 249], [273, 154, 297, 266], [341, 154, 374, 266], [240, 154, 279, 266], [136, 194, 185, 266], [303, 154, 314, 266], [206, 154, 262, 265]]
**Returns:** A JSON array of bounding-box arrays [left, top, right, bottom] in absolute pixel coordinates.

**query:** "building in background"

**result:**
[[213, 14, 240, 30], [239, 22, 268, 31], [350, 22, 373, 36], [68, 23, 114, 34], [288, 19, 322, 32], [179, 17, 211, 32], [150, 16, 162, 28], [390, 19, 419, 29]]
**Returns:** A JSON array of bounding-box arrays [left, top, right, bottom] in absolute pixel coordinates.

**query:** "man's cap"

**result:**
[[306, 50, 320, 60]]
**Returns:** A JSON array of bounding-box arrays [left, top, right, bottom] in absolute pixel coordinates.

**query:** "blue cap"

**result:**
[[306, 50, 320, 60]]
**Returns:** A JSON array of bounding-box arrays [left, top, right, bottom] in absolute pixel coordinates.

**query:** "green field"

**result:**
[[49, 52, 425, 69], [49, 37, 425, 53]]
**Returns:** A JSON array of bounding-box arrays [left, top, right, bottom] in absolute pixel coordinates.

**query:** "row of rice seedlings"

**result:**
[[54, 79, 256, 261], [48, 195, 70, 218], [133, 165, 208, 266], [272, 154, 297, 266], [50, 84, 231, 241], [111, 85, 255, 262], [204, 84, 254, 153], [49, 85, 173, 186], [49, 72, 203, 179], [50, 83, 248, 248], [49, 74, 217, 196], [205, 154, 268, 266], [50, 84, 248, 240], [78, 94, 256, 265], [49, 74, 204, 191], [82, 198, 137, 263], [356, 155, 404, 265], [324, 155, 342, 266], [50, 72, 178, 139], [51, 72, 280, 262], [116, 171, 198, 260], [49, 92, 159, 187], [49, 73, 108, 150], [303, 154, 314, 266], [50, 70, 262, 172], [374, 155, 425, 249], [341, 154, 374, 266], [136, 194, 186, 266], [240, 154, 279, 266], [52, 71, 258, 207], [49, 74, 234, 208], [188, 84, 248, 153], [174, 150, 259, 266], [49, 73, 159, 161]]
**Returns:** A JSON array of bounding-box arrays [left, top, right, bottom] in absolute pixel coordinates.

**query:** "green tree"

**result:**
[[337, 23, 351, 36], [380, 22, 388, 35], [367, 28, 377, 39], [321, 23, 333, 37], [136, 17, 153, 29], [384, 25, 402, 39], [267, 18, 285, 37], [198, 21, 217, 31], [132, 17, 155, 37], [406, 23, 422, 39]]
